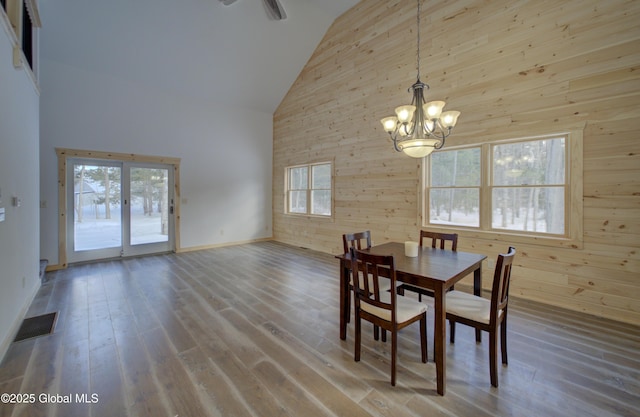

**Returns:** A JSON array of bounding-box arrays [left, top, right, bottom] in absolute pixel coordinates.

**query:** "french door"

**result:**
[[67, 158, 175, 263]]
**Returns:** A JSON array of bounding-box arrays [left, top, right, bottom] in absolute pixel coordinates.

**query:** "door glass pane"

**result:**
[[130, 168, 170, 245], [74, 164, 122, 251]]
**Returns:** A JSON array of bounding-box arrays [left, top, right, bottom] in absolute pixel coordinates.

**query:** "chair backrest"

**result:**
[[490, 246, 516, 323], [342, 231, 372, 254], [350, 247, 396, 321], [419, 230, 458, 251]]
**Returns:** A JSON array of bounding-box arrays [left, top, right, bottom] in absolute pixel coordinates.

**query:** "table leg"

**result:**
[[474, 265, 482, 343], [434, 284, 446, 395], [340, 261, 348, 340]]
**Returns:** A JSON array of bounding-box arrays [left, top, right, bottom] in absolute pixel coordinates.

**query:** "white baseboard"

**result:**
[[176, 237, 273, 253], [0, 279, 42, 363]]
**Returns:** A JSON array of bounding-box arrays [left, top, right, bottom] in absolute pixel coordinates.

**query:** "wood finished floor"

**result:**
[[1, 241, 639, 417]]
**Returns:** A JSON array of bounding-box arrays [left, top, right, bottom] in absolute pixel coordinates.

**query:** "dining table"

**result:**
[[337, 241, 487, 395]]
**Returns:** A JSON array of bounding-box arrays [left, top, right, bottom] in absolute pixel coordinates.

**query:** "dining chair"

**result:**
[[342, 231, 373, 323], [420, 230, 458, 251], [342, 231, 392, 340], [342, 230, 372, 256], [445, 246, 516, 387], [400, 230, 459, 301], [350, 247, 427, 386]]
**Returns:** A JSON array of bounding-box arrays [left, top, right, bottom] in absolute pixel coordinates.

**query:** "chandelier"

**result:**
[[380, 0, 460, 158]]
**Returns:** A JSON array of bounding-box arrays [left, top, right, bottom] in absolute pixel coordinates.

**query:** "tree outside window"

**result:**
[[492, 138, 565, 234], [429, 147, 481, 227], [311, 164, 331, 215]]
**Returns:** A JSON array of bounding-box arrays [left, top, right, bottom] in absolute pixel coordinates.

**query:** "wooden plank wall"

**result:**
[[273, 0, 640, 325]]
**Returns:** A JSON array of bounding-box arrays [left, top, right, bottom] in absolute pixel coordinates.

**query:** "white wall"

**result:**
[[0, 23, 41, 357], [39, 59, 273, 265]]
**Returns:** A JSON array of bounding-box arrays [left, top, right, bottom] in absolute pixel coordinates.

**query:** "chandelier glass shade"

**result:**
[[380, 0, 460, 158]]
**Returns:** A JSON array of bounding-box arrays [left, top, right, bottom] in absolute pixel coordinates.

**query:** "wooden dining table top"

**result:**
[[339, 241, 487, 289]]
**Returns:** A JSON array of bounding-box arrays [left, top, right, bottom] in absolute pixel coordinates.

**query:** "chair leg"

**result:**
[[489, 329, 498, 387], [391, 329, 397, 386], [449, 320, 456, 343], [432, 337, 436, 362], [420, 316, 427, 363], [373, 326, 388, 342], [346, 290, 351, 323], [501, 318, 508, 365], [354, 314, 361, 362]]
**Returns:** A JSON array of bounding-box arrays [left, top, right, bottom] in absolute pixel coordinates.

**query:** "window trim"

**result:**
[[1, 0, 40, 88], [284, 161, 334, 218], [421, 131, 583, 249]]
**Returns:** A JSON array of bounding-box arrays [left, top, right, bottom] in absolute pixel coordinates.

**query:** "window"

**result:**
[[491, 138, 566, 234], [424, 133, 582, 245], [2, 0, 40, 77], [430, 147, 481, 227], [21, 0, 32, 69], [285, 162, 332, 216]]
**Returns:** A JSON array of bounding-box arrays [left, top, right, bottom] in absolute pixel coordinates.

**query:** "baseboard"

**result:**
[[44, 238, 275, 270], [0, 279, 41, 363], [176, 237, 274, 253], [45, 263, 65, 272]]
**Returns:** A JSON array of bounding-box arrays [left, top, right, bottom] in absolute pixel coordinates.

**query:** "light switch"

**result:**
[[12, 197, 21, 207]]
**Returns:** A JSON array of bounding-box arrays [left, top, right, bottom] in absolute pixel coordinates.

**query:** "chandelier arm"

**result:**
[[391, 135, 403, 152], [424, 119, 435, 135], [433, 127, 453, 149]]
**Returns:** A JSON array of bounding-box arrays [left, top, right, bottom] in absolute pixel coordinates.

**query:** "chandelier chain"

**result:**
[[416, 0, 421, 81]]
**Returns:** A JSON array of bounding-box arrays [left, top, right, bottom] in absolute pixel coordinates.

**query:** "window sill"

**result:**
[[284, 213, 334, 221], [423, 224, 583, 250]]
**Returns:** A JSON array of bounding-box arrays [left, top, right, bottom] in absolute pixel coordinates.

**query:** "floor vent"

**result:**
[[14, 312, 57, 342]]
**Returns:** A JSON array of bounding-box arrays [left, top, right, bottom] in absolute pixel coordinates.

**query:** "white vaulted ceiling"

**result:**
[[39, 0, 359, 113]]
